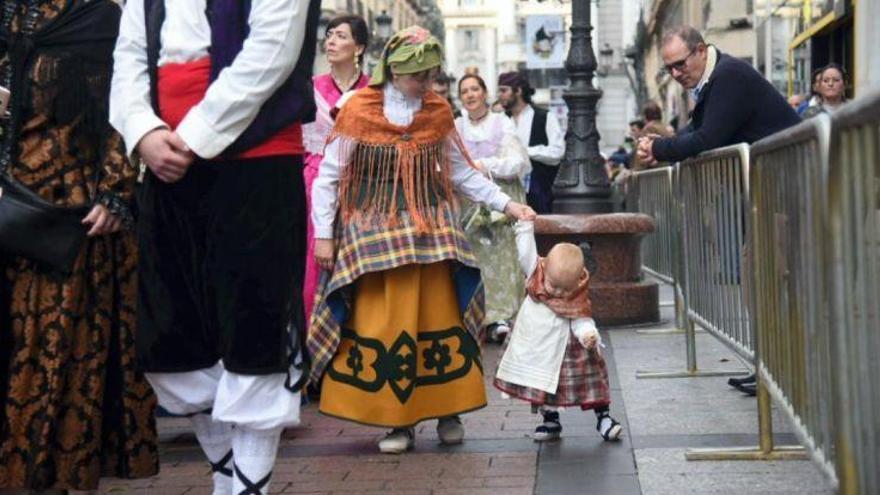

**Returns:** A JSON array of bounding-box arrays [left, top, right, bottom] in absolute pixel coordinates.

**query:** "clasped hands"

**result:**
[[137, 128, 196, 184], [636, 134, 659, 167]]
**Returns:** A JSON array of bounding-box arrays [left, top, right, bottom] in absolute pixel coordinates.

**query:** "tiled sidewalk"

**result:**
[[100, 280, 835, 495], [100, 340, 549, 495]]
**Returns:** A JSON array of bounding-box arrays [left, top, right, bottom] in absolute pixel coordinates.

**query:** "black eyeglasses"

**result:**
[[663, 48, 697, 75]]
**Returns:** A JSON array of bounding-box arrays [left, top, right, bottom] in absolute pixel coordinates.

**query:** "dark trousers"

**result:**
[[527, 162, 559, 214], [136, 155, 306, 374]]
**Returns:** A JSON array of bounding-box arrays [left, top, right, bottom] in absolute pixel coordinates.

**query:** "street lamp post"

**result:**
[[551, 0, 613, 214]]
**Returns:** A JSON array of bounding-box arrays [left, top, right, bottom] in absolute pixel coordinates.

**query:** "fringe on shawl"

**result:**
[[329, 129, 480, 234]]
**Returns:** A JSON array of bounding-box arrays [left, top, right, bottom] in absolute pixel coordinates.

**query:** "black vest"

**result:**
[[528, 107, 549, 147], [143, 0, 320, 156]]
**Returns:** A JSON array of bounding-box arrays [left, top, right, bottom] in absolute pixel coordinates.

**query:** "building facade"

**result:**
[[439, 0, 571, 106], [595, 0, 642, 152], [637, 0, 758, 130]]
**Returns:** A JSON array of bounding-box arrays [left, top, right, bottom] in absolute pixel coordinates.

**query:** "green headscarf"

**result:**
[[370, 26, 444, 86]]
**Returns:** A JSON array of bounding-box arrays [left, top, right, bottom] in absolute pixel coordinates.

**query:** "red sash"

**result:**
[[157, 57, 303, 159]]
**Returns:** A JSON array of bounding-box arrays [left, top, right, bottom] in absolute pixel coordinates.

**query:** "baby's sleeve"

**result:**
[[571, 317, 601, 348], [515, 220, 539, 278]]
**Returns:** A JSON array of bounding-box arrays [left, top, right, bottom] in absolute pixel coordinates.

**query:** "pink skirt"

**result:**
[[303, 152, 323, 329]]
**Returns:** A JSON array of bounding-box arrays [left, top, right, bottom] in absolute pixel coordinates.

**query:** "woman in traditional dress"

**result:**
[[0, 0, 158, 492], [455, 74, 530, 343], [308, 26, 536, 454], [302, 15, 371, 327]]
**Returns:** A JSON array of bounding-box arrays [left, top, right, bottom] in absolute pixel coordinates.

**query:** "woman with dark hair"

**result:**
[[803, 63, 848, 118], [0, 0, 158, 492], [797, 67, 824, 115], [455, 74, 530, 343], [302, 15, 371, 327]]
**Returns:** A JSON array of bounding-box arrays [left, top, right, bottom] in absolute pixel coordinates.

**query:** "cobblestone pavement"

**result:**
[[100, 280, 835, 494]]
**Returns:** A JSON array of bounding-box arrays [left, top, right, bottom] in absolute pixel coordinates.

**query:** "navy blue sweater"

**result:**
[[652, 50, 801, 162]]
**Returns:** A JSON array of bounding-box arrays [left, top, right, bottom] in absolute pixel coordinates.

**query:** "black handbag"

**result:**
[[0, 173, 90, 274], [0, 1, 97, 274]]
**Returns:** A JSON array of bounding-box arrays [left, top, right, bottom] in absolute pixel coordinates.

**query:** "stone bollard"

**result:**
[[534, 213, 659, 327]]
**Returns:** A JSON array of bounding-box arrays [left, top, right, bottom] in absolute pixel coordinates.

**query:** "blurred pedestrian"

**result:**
[[308, 26, 535, 455], [802, 63, 848, 118], [0, 1, 158, 492], [787, 93, 805, 110], [498, 72, 565, 214], [433, 71, 460, 117], [797, 68, 823, 116], [456, 74, 531, 344], [631, 101, 673, 171]]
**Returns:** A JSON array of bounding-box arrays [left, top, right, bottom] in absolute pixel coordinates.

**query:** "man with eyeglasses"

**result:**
[[637, 26, 799, 166]]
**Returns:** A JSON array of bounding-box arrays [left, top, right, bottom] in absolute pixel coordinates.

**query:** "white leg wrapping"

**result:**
[[231, 426, 282, 495], [190, 413, 234, 495]]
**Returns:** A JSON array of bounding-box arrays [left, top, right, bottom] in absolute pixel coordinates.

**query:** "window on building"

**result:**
[[461, 28, 480, 51]]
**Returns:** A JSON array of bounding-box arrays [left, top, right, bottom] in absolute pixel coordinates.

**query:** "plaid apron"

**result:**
[[494, 332, 611, 410]]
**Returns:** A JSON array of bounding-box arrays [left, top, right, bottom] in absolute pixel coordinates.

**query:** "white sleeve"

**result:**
[[311, 137, 352, 239], [175, 0, 308, 158], [450, 138, 511, 212], [571, 318, 600, 347], [479, 117, 531, 180], [528, 113, 565, 166], [109, 0, 169, 158], [514, 220, 539, 277]]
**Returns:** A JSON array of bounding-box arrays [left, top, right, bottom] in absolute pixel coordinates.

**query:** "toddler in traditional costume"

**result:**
[[495, 221, 623, 441]]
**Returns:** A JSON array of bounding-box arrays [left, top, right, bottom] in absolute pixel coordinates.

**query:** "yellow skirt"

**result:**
[[319, 261, 487, 427]]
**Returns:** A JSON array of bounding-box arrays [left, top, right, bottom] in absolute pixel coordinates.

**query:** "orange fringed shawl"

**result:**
[[327, 86, 475, 233]]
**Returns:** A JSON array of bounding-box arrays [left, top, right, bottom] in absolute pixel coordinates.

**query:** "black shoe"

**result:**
[[533, 410, 562, 442], [738, 383, 757, 396], [728, 373, 756, 389]]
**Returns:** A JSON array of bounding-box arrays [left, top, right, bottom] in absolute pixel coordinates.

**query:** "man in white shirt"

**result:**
[[110, 1, 319, 493], [497, 72, 565, 214]]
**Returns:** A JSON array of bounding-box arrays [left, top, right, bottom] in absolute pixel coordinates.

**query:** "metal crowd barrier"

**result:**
[[828, 90, 880, 494], [677, 144, 755, 363], [688, 116, 833, 469], [627, 91, 880, 492], [635, 147, 752, 379], [630, 167, 676, 283], [626, 167, 688, 338]]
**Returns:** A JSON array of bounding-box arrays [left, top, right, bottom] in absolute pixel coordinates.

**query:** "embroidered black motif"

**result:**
[[326, 326, 481, 404]]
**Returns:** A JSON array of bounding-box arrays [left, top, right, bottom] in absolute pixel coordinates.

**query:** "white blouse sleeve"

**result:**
[[175, 0, 308, 159], [311, 137, 353, 239], [110, 0, 169, 158], [514, 220, 539, 278], [449, 137, 511, 212], [528, 112, 565, 166], [571, 318, 601, 347], [479, 116, 531, 180]]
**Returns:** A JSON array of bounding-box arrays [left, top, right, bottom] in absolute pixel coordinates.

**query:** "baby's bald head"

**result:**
[[545, 243, 586, 291]]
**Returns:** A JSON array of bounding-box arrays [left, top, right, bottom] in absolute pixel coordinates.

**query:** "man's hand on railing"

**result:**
[[637, 135, 659, 167]]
